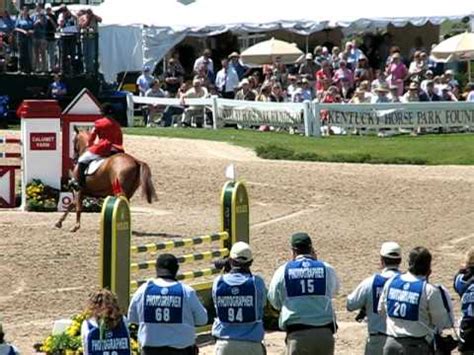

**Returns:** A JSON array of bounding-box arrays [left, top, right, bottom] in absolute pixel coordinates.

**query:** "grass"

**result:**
[[124, 127, 474, 165]]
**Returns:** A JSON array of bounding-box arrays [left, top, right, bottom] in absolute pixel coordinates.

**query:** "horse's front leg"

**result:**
[[55, 200, 75, 229], [70, 191, 83, 232]]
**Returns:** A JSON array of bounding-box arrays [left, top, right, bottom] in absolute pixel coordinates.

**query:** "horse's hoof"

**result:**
[[70, 225, 80, 233], [55, 221, 62, 229]]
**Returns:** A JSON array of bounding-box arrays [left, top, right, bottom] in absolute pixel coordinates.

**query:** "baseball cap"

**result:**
[[143, 65, 151, 72], [305, 53, 313, 60], [230, 242, 253, 262], [291, 232, 312, 248], [155, 254, 179, 279], [380, 242, 401, 259], [45, 3, 52, 9], [240, 78, 249, 86]]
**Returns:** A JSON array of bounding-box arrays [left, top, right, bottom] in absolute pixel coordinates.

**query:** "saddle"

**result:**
[[85, 158, 105, 176]]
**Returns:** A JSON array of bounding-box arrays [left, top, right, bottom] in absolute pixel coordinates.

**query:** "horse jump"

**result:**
[[0, 136, 21, 208], [100, 180, 250, 328]]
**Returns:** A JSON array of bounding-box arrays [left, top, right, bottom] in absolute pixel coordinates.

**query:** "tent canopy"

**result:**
[[97, 0, 474, 81]]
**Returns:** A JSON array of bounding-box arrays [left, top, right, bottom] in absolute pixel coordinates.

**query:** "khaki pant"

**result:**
[[383, 336, 433, 355], [286, 328, 334, 355], [365, 334, 387, 355], [214, 339, 265, 355]]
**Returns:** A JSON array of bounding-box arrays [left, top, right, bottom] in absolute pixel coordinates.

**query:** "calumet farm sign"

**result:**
[[321, 102, 474, 129]]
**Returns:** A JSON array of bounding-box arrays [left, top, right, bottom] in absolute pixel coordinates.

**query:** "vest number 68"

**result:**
[[156, 307, 171, 322], [393, 302, 407, 318]]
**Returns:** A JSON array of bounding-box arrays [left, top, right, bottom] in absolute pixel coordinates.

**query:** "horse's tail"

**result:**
[[138, 161, 157, 203]]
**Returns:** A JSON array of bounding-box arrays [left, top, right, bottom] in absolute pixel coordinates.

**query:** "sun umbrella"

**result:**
[[431, 32, 474, 81], [240, 38, 303, 66]]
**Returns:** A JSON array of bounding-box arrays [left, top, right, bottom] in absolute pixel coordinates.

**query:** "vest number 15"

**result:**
[[300, 279, 314, 294], [228, 308, 243, 322]]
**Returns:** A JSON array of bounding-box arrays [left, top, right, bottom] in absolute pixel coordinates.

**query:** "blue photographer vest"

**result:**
[[86, 318, 130, 355], [143, 281, 184, 324], [284, 258, 327, 297], [215, 275, 258, 323], [387, 275, 424, 321], [461, 283, 474, 318], [372, 274, 391, 313]]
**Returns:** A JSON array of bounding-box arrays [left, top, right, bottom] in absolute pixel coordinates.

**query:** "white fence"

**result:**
[[131, 95, 474, 137]]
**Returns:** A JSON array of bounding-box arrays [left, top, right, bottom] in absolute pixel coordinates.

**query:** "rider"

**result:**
[[73, 105, 124, 189]]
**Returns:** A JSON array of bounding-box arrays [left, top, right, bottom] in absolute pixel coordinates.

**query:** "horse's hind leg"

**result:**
[[70, 191, 83, 233], [55, 201, 75, 229]]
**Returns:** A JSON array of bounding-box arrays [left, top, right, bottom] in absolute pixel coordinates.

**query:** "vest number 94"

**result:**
[[228, 308, 244, 322], [156, 307, 171, 322], [300, 279, 314, 294], [393, 302, 407, 318]]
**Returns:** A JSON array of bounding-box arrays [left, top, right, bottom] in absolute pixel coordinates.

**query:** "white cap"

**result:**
[[230, 242, 253, 262], [240, 78, 249, 86], [380, 242, 401, 259], [45, 3, 52, 9], [305, 53, 313, 60], [445, 69, 454, 76]]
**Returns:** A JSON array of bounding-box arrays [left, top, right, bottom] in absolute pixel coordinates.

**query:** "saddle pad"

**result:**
[[86, 159, 105, 175]]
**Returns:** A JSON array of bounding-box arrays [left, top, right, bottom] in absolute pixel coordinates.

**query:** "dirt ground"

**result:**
[[1, 133, 473, 354]]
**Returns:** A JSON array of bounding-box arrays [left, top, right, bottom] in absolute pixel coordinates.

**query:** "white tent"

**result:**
[[97, 0, 474, 82]]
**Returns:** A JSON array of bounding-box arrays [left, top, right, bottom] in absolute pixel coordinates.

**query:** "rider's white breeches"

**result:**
[[78, 151, 101, 164]]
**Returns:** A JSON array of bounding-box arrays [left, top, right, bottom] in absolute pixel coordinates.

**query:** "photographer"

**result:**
[[346, 242, 402, 355], [378, 247, 453, 355], [212, 242, 267, 355], [78, 9, 101, 74], [454, 247, 474, 354]]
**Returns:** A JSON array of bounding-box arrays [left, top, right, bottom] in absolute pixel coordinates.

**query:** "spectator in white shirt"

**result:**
[[193, 48, 214, 77], [136, 65, 154, 96], [466, 83, 474, 102], [215, 58, 239, 99]]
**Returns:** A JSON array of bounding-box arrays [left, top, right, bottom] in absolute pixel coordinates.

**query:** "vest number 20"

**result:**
[[393, 302, 407, 318], [228, 308, 243, 322], [156, 308, 171, 322], [300, 279, 314, 294]]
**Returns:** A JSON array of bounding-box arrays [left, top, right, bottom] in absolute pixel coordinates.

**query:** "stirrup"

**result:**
[[68, 178, 81, 191]]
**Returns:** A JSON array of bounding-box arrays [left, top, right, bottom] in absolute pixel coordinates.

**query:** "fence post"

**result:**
[[312, 102, 321, 138], [303, 100, 311, 137], [211, 95, 219, 130], [126, 92, 134, 127]]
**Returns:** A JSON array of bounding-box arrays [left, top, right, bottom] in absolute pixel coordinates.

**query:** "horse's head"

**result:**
[[73, 126, 91, 161]]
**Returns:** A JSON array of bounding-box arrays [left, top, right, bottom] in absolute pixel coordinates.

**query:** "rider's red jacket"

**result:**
[[88, 117, 124, 156]]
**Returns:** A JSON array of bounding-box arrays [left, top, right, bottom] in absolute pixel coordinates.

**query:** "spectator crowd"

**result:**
[[0, 4, 101, 75], [138, 41, 474, 126]]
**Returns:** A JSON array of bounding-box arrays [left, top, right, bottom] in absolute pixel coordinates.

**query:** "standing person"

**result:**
[[454, 247, 474, 355], [128, 253, 208, 355], [78, 9, 102, 74], [268, 232, 340, 355], [386, 53, 408, 97], [347, 242, 402, 355], [164, 58, 184, 97], [57, 6, 78, 75], [44, 4, 57, 72], [32, 12, 47, 72], [81, 289, 131, 355], [14, 6, 34, 73], [215, 58, 239, 99], [212, 242, 267, 355], [228, 52, 248, 80], [0, 322, 20, 355], [466, 83, 474, 102], [193, 48, 214, 77], [379, 246, 452, 355]]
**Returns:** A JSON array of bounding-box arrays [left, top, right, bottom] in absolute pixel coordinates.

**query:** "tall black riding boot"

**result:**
[[78, 162, 88, 188]]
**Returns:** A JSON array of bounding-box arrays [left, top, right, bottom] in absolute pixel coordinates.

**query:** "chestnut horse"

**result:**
[[55, 128, 157, 232]]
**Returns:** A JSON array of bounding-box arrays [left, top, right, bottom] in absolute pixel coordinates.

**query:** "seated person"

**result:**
[[145, 79, 168, 127]]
